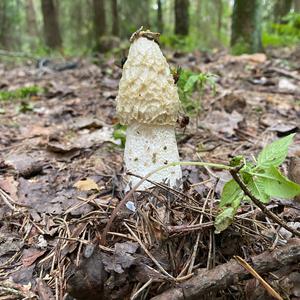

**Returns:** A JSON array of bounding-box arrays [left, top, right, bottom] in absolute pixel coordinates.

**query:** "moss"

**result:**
[[0, 86, 42, 102], [231, 40, 252, 55]]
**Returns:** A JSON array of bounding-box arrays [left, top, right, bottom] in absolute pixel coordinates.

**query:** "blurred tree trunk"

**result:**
[[294, 0, 300, 12], [175, 0, 189, 35], [0, 1, 9, 48], [274, 0, 293, 23], [231, 0, 263, 54], [41, 0, 62, 49], [93, 0, 106, 50], [70, 0, 83, 46], [196, 0, 201, 34], [144, 0, 150, 28], [157, 0, 163, 33], [216, 0, 223, 39], [25, 0, 38, 47], [111, 0, 119, 36]]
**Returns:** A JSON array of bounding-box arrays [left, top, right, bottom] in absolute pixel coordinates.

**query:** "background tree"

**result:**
[[216, 0, 223, 39], [119, 0, 150, 37], [157, 0, 164, 33], [93, 0, 106, 50], [175, 0, 189, 35], [0, 0, 299, 56], [41, 0, 62, 49], [231, 0, 263, 54], [274, 0, 293, 23], [111, 0, 119, 36], [25, 0, 38, 49], [0, 1, 9, 48], [294, 0, 300, 12]]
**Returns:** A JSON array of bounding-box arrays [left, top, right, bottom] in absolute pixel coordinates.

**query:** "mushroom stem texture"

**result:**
[[116, 29, 182, 190], [125, 123, 182, 189]]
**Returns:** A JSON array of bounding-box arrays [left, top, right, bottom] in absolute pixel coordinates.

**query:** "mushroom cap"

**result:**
[[116, 36, 180, 126]]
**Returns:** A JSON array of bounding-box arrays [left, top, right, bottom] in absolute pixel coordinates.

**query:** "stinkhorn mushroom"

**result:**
[[116, 28, 182, 189]]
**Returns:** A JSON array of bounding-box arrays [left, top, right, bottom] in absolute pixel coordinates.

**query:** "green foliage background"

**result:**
[[0, 0, 299, 57]]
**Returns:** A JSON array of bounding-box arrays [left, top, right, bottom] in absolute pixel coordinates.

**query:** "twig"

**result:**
[[234, 255, 283, 300], [269, 67, 300, 82], [101, 161, 232, 245], [151, 239, 300, 300], [166, 222, 214, 234], [230, 167, 300, 238], [123, 222, 175, 280], [131, 278, 153, 300], [0, 189, 16, 210]]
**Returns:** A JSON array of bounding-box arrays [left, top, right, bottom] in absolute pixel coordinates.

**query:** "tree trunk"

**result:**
[[93, 0, 106, 50], [294, 0, 300, 12], [144, 0, 150, 28], [0, 1, 8, 48], [111, 0, 119, 36], [231, 0, 263, 54], [25, 0, 38, 47], [157, 0, 163, 33], [175, 0, 189, 36], [274, 0, 293, 23], [41, 0, 62, 49], [216, 0, 223, 39], [70, 0, 84, 46]]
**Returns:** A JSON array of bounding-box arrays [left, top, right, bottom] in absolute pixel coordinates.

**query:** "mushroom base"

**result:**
[[124, 123, 182, 190]]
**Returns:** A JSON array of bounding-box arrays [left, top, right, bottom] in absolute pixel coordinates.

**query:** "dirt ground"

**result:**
[[0, 46, 300, 299]]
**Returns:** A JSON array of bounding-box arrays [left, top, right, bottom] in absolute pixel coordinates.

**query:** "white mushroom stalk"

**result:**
[[116, 29, 182, 190]]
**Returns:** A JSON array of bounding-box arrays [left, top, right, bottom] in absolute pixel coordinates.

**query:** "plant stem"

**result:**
[[230, 167, 300, 238], [101, 161, 232, 245]]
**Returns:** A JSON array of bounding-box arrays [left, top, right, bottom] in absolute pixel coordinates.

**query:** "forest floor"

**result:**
[[0, 46, 300, 300]]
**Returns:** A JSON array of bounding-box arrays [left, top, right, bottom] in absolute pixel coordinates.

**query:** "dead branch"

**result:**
[[151, 239, 300, 300], [269, 67, 300, 82]]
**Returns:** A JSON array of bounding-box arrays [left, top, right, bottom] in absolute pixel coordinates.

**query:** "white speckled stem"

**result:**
[[124, 123, 182, 190]]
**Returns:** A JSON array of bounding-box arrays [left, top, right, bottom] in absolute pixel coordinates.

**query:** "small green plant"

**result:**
[[17, 101, 34, 113], [215, 133, 300, 233], [113, 124, 127, 148], [103, 134, 300, 241], [176, 69, 217, 116], [0, 86, 42, 101], [263, 12, 300, 47]]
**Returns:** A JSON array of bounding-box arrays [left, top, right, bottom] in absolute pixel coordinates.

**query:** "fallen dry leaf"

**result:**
[[73, 178, 99, 191], [21, 248, 46, 267]]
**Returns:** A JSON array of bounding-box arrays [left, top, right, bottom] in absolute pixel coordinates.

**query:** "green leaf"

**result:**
[[214, 207, 238, 234], [246, 176, 270, 203], [220, 179, 244, 207], [183, 75, 199, 93], [262, 166, 300, 199], [229, 155, 244, 167], [257, 134, 295, 168]]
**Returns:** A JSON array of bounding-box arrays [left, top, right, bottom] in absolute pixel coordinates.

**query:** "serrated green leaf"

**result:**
[[262, 166, 300, 199], [214, 207, 238, 234], [183, 75, 199, 93], [220, 179, 244, 207], [246, 176, 270, 203], [257, 134, 295, 168]]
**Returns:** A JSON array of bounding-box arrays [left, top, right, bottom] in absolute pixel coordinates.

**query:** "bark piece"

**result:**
[[151, 239, 300, 300]]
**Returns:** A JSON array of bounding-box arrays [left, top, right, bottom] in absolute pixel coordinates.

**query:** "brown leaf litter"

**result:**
[[0, 49, 299, 299]]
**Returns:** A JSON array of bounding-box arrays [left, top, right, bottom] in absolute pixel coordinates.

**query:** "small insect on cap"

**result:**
[[116, 28, 180, 126]]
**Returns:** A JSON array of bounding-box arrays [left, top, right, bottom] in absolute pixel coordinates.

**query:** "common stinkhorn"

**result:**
[[116, 28, 182, 189]]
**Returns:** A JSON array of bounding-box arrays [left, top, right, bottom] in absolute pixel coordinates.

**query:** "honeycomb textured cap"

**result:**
[[116, 37, 180, 125]]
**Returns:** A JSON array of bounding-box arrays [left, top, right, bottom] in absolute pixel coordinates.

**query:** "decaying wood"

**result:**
[[151, 239, 300, 300]]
